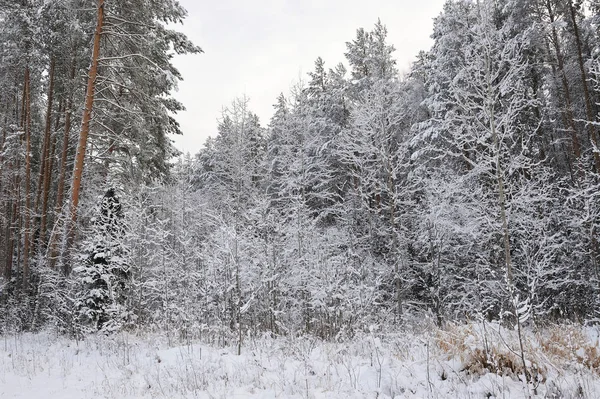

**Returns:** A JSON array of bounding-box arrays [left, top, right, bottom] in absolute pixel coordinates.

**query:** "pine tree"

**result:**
[[74, 188, 129, 332]]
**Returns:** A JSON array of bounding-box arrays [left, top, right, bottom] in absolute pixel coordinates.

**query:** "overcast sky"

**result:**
[[170, 0, 447, 155]]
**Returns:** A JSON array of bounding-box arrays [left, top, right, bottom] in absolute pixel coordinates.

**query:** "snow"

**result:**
[[2, 324, 600, 398]]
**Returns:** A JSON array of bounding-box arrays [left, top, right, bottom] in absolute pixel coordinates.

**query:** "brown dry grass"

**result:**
[[435, 323, 473, 358], [539, 325, 600, 373], [435, 322, 545, 380], [464, 348, 520, 376], [435, 322, 600, 380]]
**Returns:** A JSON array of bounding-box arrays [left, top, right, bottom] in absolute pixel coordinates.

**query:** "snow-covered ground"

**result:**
[[2, 323, 600, 398]]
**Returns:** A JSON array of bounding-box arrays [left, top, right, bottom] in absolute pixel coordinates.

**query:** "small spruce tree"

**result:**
[[75, 188, 130, 333]]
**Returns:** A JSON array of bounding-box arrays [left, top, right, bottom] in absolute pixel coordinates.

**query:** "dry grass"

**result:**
[[539, 324, 600, 373], [464, 347, 521, 376], [435, 322, 473, 357], [435, 322, 546, 381], [434, 321, 600, 383]]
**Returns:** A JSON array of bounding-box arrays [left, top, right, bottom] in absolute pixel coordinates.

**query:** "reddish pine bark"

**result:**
[[69, 0, 105, 236]]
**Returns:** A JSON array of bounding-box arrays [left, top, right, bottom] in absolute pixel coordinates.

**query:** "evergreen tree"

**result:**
[[74, 188, 130, 332]]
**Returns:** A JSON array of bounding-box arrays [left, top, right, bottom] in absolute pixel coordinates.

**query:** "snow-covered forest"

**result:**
[[3, 0, 600, 397]]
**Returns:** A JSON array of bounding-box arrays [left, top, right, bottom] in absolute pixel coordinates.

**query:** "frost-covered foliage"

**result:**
[[0, 0, 199, 332], [167, 0, 600, 338], [2, 0, 600, 357], [74, 188, 131, 333], [3, 322, 600, 398]]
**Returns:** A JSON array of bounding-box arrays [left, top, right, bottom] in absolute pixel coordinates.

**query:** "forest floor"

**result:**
[[1, 322, 600, 398]]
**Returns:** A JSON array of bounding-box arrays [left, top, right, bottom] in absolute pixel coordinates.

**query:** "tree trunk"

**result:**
[[40, 100, 63, 247], [49, 63, 76, 269], [545, 0, 581, 162], [484, 42, 530, 385], [0, 107, 7, 269], [35, 57, 55, 220], [4, 90, 25, 280], [68, 0, 105, 253], [5, 200, 18, 280], [567, 0, 600, 173], [22, 67, 32, 289], [0, 107, 7, 195]]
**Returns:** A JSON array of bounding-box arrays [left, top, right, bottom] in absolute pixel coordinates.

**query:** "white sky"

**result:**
[[170, 0, 447, 155]]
